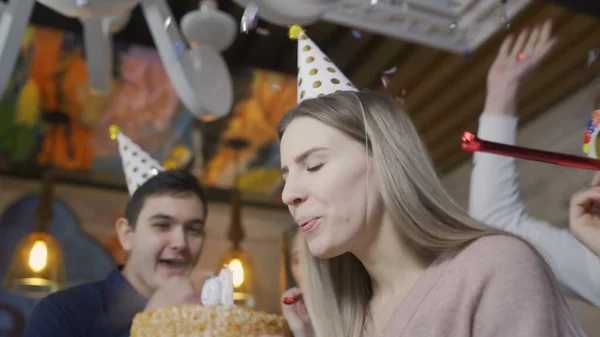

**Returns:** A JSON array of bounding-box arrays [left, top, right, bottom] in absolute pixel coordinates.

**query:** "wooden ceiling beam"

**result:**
[[403, 2, 548, 117], [328, 30, 377, 70], [423, 13, 594, 149], [412, 4, 568, 133], [383, 48, 446, 96], [350, 38, 408, 88]]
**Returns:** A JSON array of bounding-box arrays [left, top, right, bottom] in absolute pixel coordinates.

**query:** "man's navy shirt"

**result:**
[[22, 267, 147, 337]]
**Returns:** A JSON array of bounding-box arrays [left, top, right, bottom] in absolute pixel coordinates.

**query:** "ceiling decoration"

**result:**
[[233, 0, 533, 54]]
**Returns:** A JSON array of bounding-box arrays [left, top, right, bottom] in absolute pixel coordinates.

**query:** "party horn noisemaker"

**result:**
[[282, 293, 303, 305], [461, 131, 600, 170]]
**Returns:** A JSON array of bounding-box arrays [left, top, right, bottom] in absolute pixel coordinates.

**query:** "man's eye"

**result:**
[[187, 227, 204, 235]]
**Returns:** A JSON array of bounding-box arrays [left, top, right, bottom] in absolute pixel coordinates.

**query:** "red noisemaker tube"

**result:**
[[461, 131, 600, 170], [282, 293, 303, 305]]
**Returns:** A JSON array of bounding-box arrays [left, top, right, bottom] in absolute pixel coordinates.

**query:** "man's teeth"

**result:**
[[160, 260, 187, 266]]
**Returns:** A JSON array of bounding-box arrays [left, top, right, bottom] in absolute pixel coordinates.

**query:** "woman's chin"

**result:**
[[307, 238, 344, 259]]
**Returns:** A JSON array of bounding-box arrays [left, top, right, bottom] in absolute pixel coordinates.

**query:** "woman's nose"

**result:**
[[281, 180, 308, 206]]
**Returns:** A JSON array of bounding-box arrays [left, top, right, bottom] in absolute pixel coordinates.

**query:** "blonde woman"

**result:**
[[277, 23, 585, 337]]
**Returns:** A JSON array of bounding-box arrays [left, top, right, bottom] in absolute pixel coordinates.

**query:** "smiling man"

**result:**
[[22, 128, 208, 337]]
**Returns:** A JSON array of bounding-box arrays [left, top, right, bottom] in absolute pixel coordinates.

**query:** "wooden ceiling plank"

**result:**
[[329, 31, 377, 70], [423, 17, 599, 148], [350, 39, 408, 88], [385, 48, 446, 95], [403, 54, 467, 112], [404, 2, 549, 116], [411, 5, 574, 132]]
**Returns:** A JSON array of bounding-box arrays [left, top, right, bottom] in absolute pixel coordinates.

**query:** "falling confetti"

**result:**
[[241, 2, 259, 34], [449, 21, 457, 30], [173, 40, 186, 58], [352, 30, 362, 39], [380, 66, 397, 88], [76, 0, 88, 6], [397, 89, 407, 105], [588, 48, 600, 67], [497, 0, 511, 29], [164, 16, 172, 30], [256, 27, 270, 36]]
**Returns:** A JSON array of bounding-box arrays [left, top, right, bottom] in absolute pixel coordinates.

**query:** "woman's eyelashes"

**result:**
[[307, 163, 324, 172]]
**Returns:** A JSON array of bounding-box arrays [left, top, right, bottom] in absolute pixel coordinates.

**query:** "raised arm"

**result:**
[[469, 20, 600, 307]]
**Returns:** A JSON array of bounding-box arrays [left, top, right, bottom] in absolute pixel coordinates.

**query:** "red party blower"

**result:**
[[461, 131, 600, 170], [282, 293, 303, 305]]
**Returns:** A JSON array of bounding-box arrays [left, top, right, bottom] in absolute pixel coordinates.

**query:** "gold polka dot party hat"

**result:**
[[109, 125, 165, 196], [289, 25, 358, 103]]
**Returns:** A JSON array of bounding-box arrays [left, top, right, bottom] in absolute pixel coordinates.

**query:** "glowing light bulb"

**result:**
[[28, 240, 48, 273], [228, 258, 244, 288]]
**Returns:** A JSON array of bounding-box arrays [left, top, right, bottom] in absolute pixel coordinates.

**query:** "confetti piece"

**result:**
[[380, 66, 397, 88], [173, 40, 186, 58], [382, 66, 397, 75], [352, 30, 361, 39], [164, 16, 172, 30], [241, 2, 259, 34], [588, 48, 600, 67], [256, 27, 270, 36], [497, 2, 511, 29]]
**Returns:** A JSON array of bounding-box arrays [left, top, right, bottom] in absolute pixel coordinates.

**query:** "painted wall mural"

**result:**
[[0, 25, 296, 207]]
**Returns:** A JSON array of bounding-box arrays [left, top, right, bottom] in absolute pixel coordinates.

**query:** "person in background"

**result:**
[[280, 230, 314, 337], [22, 169, 209, 337], [470, 20, 600, 307]]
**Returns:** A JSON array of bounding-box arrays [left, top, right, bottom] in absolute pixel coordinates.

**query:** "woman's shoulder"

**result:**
[[453, 234, 548, 277]]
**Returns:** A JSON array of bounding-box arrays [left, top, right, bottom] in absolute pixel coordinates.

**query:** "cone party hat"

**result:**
[[289, 25, 358, 103], [109, 125, 165, 195]]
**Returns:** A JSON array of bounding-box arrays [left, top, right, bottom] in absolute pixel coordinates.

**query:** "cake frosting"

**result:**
[[130, 268, 286, 337]]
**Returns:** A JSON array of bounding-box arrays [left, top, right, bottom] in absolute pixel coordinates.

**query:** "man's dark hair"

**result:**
[[124, 169, 208, 227]]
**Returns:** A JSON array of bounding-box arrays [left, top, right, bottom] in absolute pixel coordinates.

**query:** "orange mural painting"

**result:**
[[27, 27, 93, 169], [203, 70, 296, 196], [0, 25, 296, 207]]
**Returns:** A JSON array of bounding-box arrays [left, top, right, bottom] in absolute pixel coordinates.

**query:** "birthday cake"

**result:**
[[130, 268, 285, 337]]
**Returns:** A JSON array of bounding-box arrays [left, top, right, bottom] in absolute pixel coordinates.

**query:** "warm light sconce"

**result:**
[[3, 170, 66, 298], [4, 231, 65, 297]]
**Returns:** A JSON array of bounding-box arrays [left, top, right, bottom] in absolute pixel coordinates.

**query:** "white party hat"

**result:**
[[289, 25, 358, 103], [109, 125, 165, 195]]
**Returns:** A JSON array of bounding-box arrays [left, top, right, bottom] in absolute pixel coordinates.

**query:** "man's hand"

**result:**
[[485, 20, 556, 115], [144, 276, 200, 312], [569, 172, 600, 256]]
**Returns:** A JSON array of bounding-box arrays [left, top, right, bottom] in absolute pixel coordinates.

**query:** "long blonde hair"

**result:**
[[277, 90, 577, 337]]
